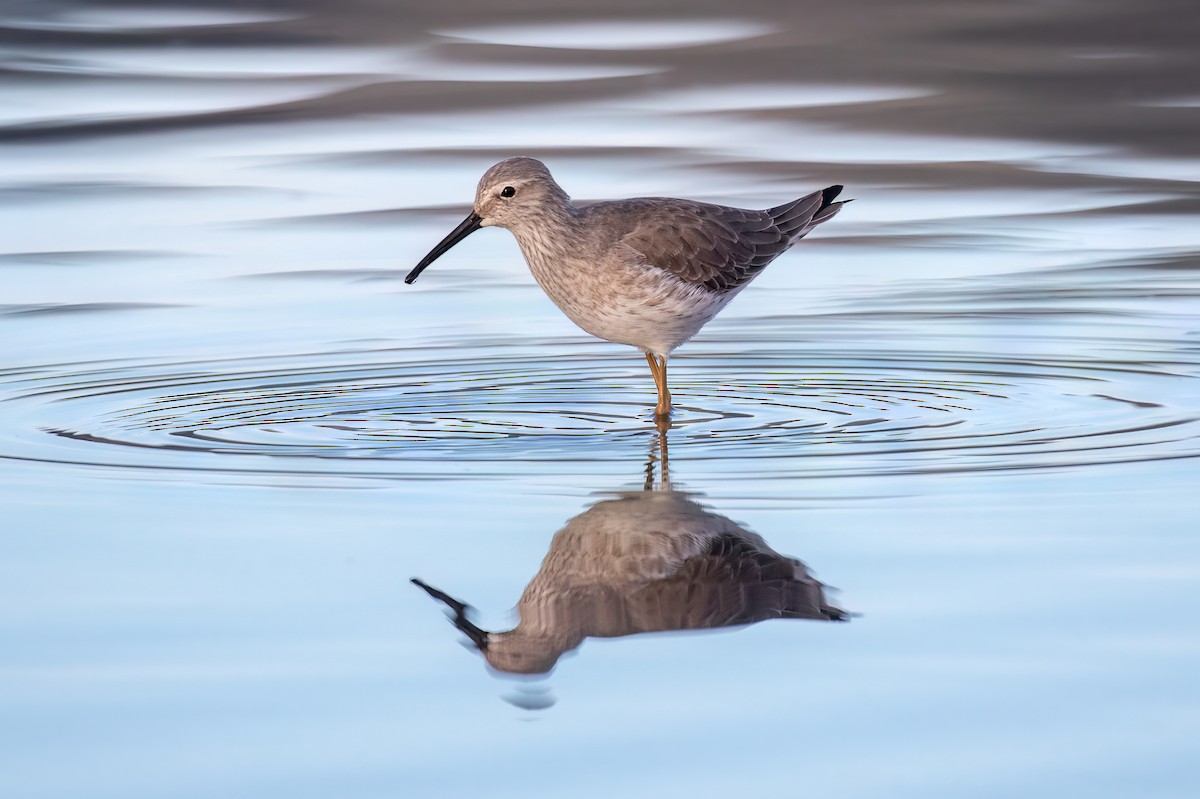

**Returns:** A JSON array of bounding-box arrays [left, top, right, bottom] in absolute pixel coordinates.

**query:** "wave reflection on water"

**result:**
[[4, 327, 1196, 482]]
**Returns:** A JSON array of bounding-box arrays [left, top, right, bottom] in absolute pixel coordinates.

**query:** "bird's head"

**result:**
[[405, 156, 568, 284], [472, 156, 567, 229]]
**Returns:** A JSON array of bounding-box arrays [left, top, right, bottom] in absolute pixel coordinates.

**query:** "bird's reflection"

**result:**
[[413, 426, 846, 681]]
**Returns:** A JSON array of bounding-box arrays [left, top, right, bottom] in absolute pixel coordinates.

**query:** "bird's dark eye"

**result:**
[[500, 186, 516, 198]]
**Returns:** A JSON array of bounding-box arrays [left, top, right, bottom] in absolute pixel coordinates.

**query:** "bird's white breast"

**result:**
[[515, 231, 734, 355]]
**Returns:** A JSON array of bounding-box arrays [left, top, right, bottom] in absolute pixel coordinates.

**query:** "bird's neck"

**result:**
[[509, 198, 582, 268]]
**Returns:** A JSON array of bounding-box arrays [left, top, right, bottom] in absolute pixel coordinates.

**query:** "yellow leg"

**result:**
[[656, 355, 672, 418], [644, 352, 672, 418]]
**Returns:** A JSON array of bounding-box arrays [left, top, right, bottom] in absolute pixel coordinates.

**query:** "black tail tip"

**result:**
[[821, 185, 844, 208]]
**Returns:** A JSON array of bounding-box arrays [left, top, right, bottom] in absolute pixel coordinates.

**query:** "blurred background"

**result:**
[[1, 1, 1198, 797]]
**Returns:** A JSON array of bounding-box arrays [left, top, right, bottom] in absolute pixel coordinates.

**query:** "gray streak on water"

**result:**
[[1, 1, 1198, 798]]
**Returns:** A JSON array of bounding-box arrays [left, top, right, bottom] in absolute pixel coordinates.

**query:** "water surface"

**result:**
[[2, 1, 1198, 797]]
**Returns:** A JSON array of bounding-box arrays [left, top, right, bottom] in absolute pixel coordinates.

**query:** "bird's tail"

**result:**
[[769, 184, 849, 243]]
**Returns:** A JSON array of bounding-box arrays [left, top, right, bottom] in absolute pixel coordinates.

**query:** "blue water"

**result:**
[[2, 2, 1198, 797]]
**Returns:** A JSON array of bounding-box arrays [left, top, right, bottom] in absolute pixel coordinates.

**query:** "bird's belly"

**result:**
[[533, 266, 732, 354]]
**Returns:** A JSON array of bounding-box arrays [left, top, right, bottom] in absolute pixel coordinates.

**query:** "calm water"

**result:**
[[2, 1, 1199, 796]]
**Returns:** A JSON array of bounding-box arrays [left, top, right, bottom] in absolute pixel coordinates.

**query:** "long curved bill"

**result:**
[[404, 212, 482, 284]]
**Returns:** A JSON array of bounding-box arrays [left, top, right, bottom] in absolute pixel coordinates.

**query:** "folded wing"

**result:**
[[615, 185, 845, 292]]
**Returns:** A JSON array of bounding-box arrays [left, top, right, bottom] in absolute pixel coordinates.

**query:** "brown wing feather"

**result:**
[[611, 186, 845, 292]]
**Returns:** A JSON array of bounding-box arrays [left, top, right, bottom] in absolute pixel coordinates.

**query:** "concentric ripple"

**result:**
[[2, 337, 1197, 483]]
